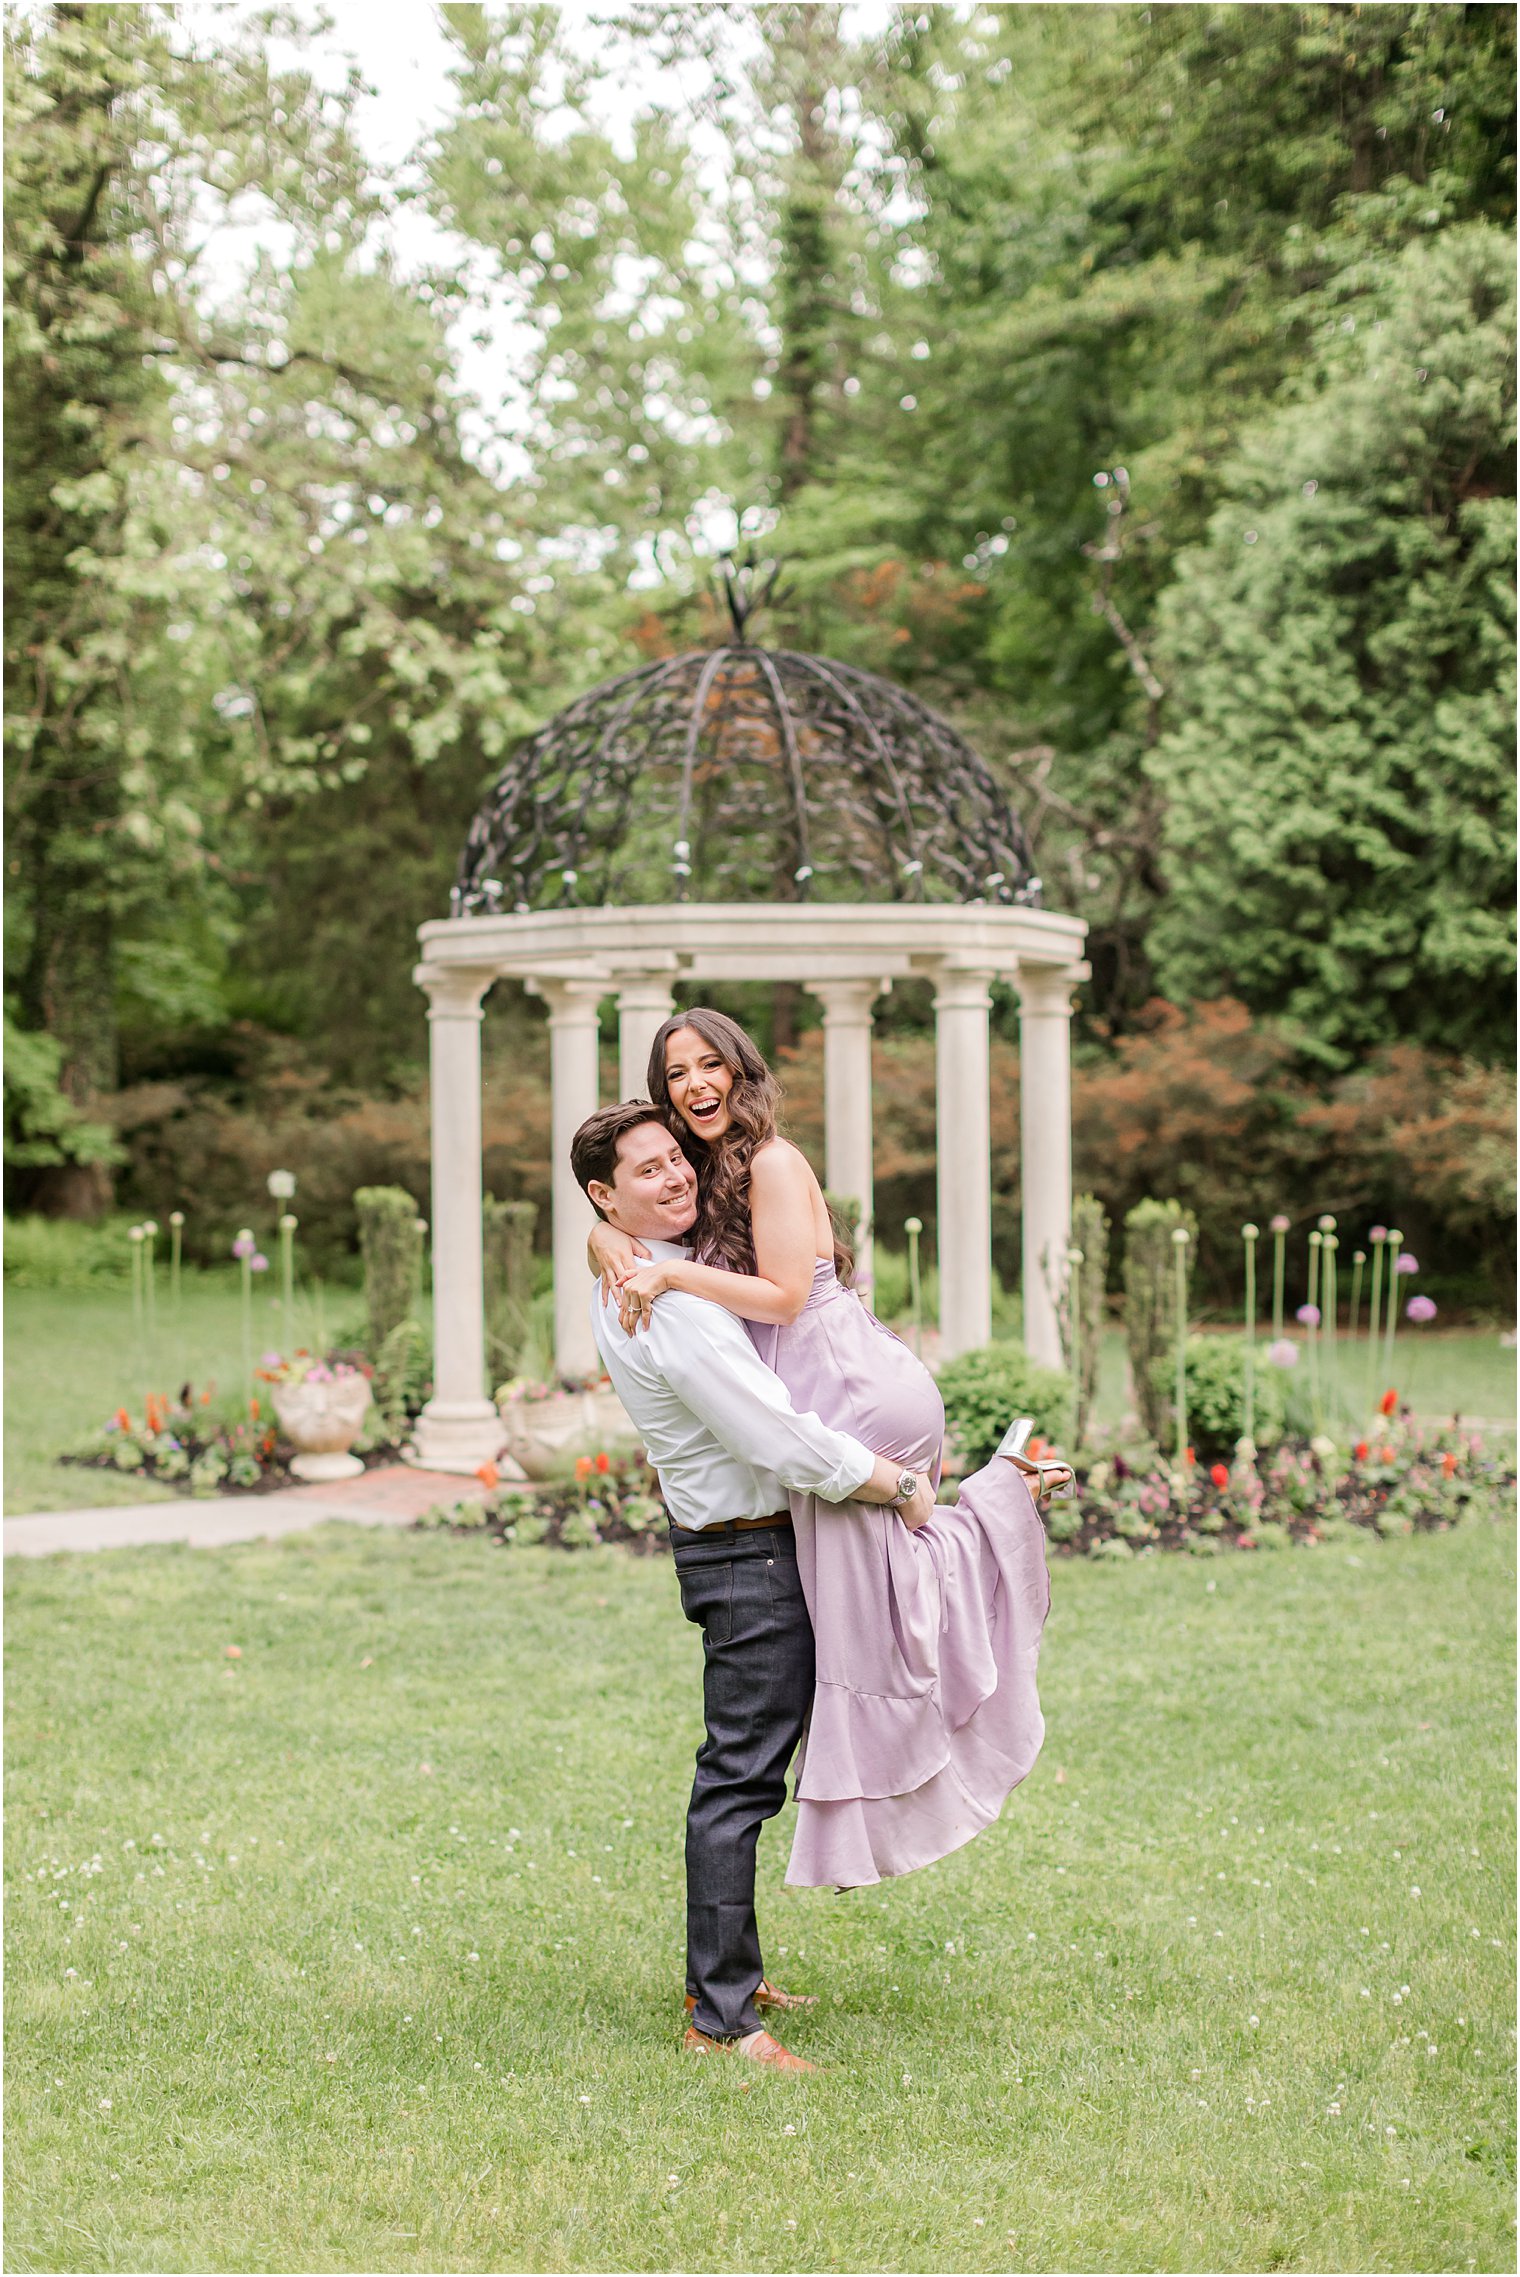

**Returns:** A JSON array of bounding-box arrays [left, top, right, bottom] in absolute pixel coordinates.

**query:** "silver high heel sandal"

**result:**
[[995, 1417, 1076, 1502]]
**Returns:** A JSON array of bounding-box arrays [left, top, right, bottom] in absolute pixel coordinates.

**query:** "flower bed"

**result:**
[[1053, 1414, 1511, 1560], [416, 1447, 667, 1551], [411, 1407, 1511, 1559], [63, 1366, 385, 1498]]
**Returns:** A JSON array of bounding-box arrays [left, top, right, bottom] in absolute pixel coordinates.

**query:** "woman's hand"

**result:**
[[616, 1261, 676, 1336], [587, 1219, 650, 1303]]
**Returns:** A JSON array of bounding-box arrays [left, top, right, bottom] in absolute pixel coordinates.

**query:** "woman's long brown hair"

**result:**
[[647, 1006, 853, 1283]]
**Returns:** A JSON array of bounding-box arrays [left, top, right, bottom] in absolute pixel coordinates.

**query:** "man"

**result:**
[[570, 1099, 933, 2076]]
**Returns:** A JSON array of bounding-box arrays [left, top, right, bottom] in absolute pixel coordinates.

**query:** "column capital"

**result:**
[[1014, 961, 1089, 1017], [414, 963, 498, 1020], [932, 964, 995, 1013], [529, 974, 608, 1024], [812, 978, 886, 1024], [613, 971, 679, 1010]]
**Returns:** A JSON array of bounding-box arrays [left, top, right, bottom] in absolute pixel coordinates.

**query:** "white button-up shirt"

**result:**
[[589, 1241, 874, 1529]]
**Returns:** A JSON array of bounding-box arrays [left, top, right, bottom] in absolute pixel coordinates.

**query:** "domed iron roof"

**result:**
[[454, 574, 1040, 916]]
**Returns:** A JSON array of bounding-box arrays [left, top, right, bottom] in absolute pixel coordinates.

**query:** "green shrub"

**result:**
[[935, 1341, 1072, 1471], [1062, 1192, 1109, 1449], [354, 1186, 424, 1357], [1123, 1199, 1197, 1445], [484, 1197, 537, 1380], [1148, 1336, 1287, 1461], [3, 1213, 140, 1288]]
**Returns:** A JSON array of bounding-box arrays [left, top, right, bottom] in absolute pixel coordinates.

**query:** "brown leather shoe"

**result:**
[[684, 1978, 818, 2017], [683, 2023, 816, 2074]]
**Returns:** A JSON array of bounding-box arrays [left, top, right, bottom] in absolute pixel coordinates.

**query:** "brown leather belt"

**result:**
[[670, 1511, 792, 1537]]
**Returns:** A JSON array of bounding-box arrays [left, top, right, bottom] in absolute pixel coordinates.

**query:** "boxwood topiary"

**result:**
[[935, 1341, 1072, 1472], [1148, 1335, 1287, 1462]]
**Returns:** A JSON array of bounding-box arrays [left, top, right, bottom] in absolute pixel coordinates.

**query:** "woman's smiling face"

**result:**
[[663, 1025, 735, 1142]]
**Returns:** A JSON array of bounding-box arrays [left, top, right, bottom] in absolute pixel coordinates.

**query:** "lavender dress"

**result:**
[[749, 1260, 1052, 1890]]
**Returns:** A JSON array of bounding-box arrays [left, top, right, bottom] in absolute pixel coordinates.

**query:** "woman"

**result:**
[[590, 1006, 1066, 1891]]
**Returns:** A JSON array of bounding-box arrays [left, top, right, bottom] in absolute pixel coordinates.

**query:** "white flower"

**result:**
[[99, 2098, 112, 2111]]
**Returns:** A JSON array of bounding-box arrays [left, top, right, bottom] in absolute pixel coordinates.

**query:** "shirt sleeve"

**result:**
[[641, 1294, 876, 1503]]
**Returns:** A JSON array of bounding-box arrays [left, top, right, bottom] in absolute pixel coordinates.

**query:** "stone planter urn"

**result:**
[[271, 1372, 372, 1482], [497, 1384, 634, 1481]]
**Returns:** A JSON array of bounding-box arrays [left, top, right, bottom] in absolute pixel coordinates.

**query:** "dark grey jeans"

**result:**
[[671, 1519, 815, 2041]]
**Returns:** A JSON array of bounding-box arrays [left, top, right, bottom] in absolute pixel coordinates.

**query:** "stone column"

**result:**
[[1016, 963, 1082, 1370], [934, 967, 995, 1361], [537, 977, 605, 1381], [411, 962, 510, 1474], [616, 973, 676, 1102], [812, 979, 879, 1296]]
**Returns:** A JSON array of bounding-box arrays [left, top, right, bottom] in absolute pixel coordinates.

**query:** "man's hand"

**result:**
[[897, 1472, 937, 1531], [588, 1219, 651, 1302], [856, 1455, 936, 1528]]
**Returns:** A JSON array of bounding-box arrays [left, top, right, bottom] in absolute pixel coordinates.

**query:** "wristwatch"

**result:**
[[892, 1467, 919, 1506]]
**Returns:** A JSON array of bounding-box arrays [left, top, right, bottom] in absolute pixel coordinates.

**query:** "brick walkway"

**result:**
[[3, 1463, 486, 1559]]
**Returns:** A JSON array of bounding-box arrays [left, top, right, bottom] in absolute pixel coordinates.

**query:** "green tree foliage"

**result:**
[[1147, 222, 1516, 1063]]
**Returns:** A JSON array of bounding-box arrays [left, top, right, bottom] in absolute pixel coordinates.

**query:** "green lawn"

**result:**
[[6, 1282, 1513, 1516], [5, 1515, 1513, 2273]]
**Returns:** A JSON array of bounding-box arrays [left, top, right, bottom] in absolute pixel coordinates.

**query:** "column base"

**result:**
[[406, 1400, 522, 1478]]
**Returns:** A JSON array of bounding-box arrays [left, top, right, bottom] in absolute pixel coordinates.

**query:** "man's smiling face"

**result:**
[[589, 1120, 699, 1242]]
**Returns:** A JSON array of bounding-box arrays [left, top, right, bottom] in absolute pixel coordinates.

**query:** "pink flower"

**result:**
[[250, 1253, 269, 1272], [232, 1234, 255, 1260], [1394, 1253, 1419, 1275], [1295, 1303, 1320, 1327], [1406, 1295, 1437, 1323], [1265, 1339, 1299, 1369], [1269, 1214, 1290, 1234], [1369, 1225, 1388, 1242]]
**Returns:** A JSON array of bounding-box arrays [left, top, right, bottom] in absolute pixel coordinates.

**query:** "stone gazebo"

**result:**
[[411, 606, 1087, 1473]]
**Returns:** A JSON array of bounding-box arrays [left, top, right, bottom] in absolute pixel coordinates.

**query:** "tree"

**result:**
[[1147, 221, 1516, 1063]]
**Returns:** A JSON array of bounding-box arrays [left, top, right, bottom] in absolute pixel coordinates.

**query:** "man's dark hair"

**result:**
[[570, 1099, 671, 1212]]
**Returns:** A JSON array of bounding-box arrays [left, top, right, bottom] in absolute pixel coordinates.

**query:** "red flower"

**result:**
[[1379, 1388, 1398, 1416], [594, 1451, 611, 1474], [1027, 1436, 1046, 1459], [475, 1461, 500, 1490], [1378, 1445, 1394, 1465], [1442, 1450, 1458, 1477], [1184, 1446, 1196, 1467], [574, 1455, 594, 1481], [114, 1407, 132, 1431], [1209, 1462, 1229, 1490], [249, 1397, 260, 1420], [1354, 1440, 1369, 1461]]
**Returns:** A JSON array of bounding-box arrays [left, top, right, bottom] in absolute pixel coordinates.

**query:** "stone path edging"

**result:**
[[4, 1464, 486, 1559]]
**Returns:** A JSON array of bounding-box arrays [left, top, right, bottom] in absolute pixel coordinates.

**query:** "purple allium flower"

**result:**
[[250, 1253, 269, 1272], [1269, 1214, 1290, 1234], [232, 1233, 255, 1260], [1369, 1225, 1388, 1243], [1296, 1303, 1321, 1326], [1394, 1253, 1419, 1275], [1406, 1295, 1437, 1323], [1265, 1338, 1299, 1368]]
